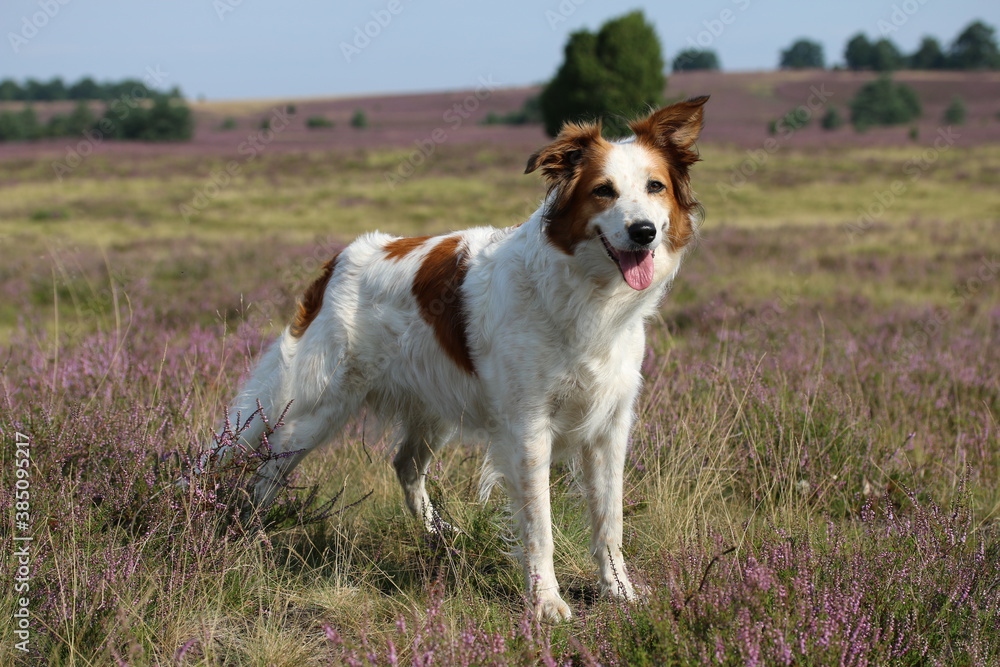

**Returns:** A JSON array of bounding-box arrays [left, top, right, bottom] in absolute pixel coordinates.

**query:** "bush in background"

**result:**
[[350, 109, 368, 129], [821, 106, 845, 130], [849, 75, 922, 130], [779, 38, 825, 69], [672, 48, 721, 72], [539, 10, 665, 137], [943, 96, 968, 125], [306, 115, 335, 129]]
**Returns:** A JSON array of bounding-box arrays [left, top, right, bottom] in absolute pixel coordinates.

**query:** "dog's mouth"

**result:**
[[598, 232, 655, 291]]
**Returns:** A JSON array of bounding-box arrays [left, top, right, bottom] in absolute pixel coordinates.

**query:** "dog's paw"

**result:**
[[535, 595, 572, 623], [601, 577, 644, 602]]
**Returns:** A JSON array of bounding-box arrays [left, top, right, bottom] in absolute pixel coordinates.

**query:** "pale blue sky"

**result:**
[[4, 0, 998, 100]]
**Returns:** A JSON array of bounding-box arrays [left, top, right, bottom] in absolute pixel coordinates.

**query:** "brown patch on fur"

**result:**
[[290, 251, 341, 338], [412, 236, 476, 375], [630, 96, 709, 251], [384, 236, 430, 261], [525, 121, 612, 255]]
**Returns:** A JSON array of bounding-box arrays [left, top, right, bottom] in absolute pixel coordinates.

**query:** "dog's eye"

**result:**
[[592, 184, 616, 198], [647, 180, 666, 194]]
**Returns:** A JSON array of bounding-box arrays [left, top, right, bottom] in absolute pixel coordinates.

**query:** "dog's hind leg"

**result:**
[[392, 420, 452, 531]]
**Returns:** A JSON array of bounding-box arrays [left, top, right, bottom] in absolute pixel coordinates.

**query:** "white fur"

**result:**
[[216, 126, 699, 622]]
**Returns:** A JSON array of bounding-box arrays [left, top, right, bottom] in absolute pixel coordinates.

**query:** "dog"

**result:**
[[218, 97, 708, 621]]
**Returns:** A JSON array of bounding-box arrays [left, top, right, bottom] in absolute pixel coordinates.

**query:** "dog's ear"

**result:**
[[629, 96, 709, 164], [525, 120, 604, 183]]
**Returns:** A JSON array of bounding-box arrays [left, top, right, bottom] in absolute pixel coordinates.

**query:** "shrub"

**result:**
[[0, 106, 40, 141], [218, 116, 238, 131], [285, 104, 297, 115], [821, 107, 845, 130], [100, 95, 194, 141], [259, 117, 271, 130], [350, 109, 368, 128], [849, 75, 921, 130], [769, 107, 811, 134], [481, 95, 542, 126], [539, 10, 665, 137], [44, 101, 96, 138], [943, 96, 967, 125], [306, 115, 334, 129]]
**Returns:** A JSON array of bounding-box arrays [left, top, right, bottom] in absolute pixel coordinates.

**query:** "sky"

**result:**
[[3, 0, 999, 100]]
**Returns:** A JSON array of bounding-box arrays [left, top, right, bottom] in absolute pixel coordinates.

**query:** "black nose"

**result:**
[[628, 220, 657, 246]]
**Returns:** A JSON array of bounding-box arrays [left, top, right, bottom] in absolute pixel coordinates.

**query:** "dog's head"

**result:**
[[525, 97, 708, 291]]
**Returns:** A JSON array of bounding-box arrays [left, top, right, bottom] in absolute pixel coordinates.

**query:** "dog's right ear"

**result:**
[[525, 120, 604, 184]]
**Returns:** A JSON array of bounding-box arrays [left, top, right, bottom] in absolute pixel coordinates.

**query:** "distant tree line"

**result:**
[[779, 19, 999, 70], [0, 79, 192, 143], [0, 75, 183, 102]]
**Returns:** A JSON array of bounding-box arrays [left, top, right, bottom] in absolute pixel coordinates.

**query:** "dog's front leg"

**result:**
[[582, 434, 637, 601], [507, 438, 571, 621]]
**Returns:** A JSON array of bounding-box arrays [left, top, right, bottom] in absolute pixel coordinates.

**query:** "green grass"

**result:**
[[1, 140, 998, 663]]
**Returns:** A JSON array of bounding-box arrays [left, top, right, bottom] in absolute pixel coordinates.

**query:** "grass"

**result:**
[[1, 139, 998, 664]]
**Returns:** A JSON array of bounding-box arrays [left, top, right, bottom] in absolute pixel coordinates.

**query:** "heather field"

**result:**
[[1, 134, 999, 665]]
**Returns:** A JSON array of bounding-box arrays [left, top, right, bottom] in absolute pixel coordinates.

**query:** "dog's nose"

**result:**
[[628, 220, 657, 246]]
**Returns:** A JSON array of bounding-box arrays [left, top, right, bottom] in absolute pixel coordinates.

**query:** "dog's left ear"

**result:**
[[629, 96, 709, 163]]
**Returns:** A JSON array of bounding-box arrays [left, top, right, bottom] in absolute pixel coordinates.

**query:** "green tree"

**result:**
[[870, 39, 905, 71], [0, 78, 24, 101], [68, 77, 102, 100], [910, 36, 946, 70], [350, 109, 368, 128], [539, 10, 665, 137], [947, 20, 1000, 69], [849, 75, 922, 130], [943, 97, 967, 125], [101, 95, 193, 141], [844, 33, 873, 70], [821, 107, 845, 130], [672, 48, 720, 72], [780, 39, 824, 69]]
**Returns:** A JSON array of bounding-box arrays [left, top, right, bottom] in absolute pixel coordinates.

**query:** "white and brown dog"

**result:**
[[221, 97, 708, 621]]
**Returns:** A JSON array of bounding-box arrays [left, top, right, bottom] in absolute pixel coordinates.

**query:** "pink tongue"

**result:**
[[617, 250, 655, 290]]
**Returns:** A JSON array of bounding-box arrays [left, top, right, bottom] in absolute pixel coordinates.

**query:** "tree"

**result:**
[[539, 10, 665, 137], [947, 20, 1000, 69], [910, 36, 946, 70], [849, 75, 921, 130], [870, 39, 905, 71], [673, 48, 720, 72], [943, 97, 967, 125], [350, 109, 368, 128], [780, 39, 824, 69], [844, 33, 873, 70], [821, 107, 845, 130], [101, 95, 193, 141], [68, 76, 102, 100], [0, 78, 23, 101]]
